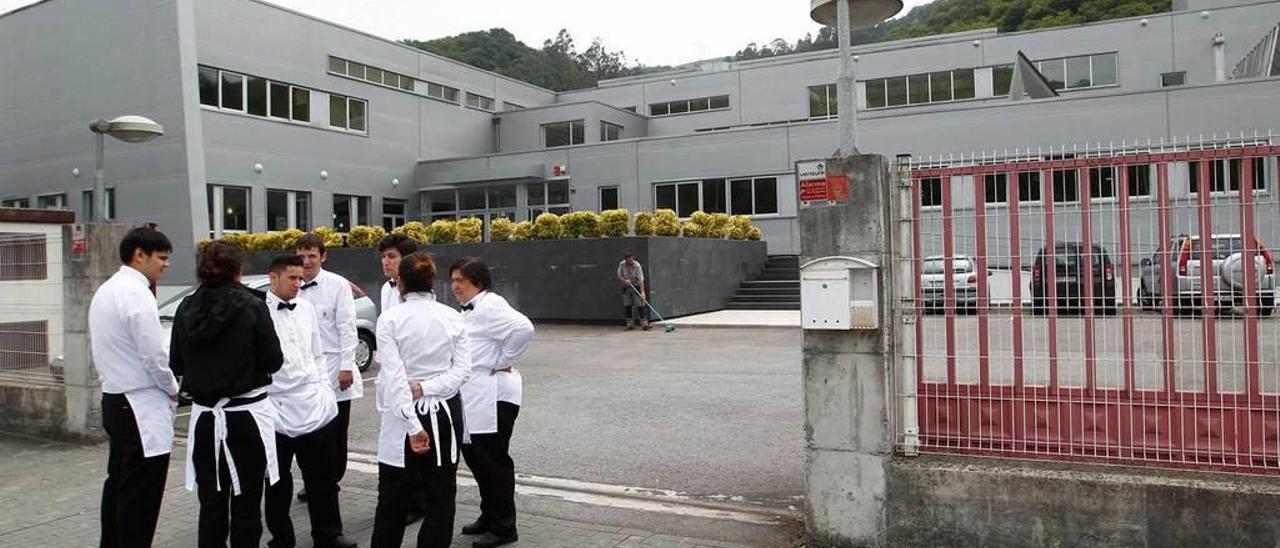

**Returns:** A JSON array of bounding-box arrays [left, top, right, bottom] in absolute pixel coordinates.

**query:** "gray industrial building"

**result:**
[[2, 0, 1279, 283]]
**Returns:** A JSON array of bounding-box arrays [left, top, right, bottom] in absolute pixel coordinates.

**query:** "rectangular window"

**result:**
[[992, 65, 1014, 96], [649, 95, 730, 116], [865, 80, 886, 109], [365, 67, 384, 85], [220, 71, 244, 111], [676, 182, 699, 218], [1089, 167, 1117, 200], [328, 56, 346, 74], [920, 178, 943, 208], [459, 187, 486, 211], [1161, 71, 1186, 87], [488, 185, 517, 209], [426, 82, 461, 103], [543, 120, 584, 148], [953, 68, 976, 100], [382, 199, 407, 231], [984, 174, 1008, 204], [808, 84, 837, 118], [601, 121, 624, 142], [929, 71, 952, 102], [266, 189, 311, 231], [907, 73, 929, 105], [329, 95, 367, 132], [599, 186, 619, 211], [1127, 165, 1152, 198], [701, 179, 727, 213], [81, 189, 115, 220], [730, 179, 752, 215], [623, 106, 637, 113], [425, 190, 457, 215], [207, 185, 250, 237], [1065, 56, 1092, 89], [246, 76, 268, 116], [199, 66, 219, 107], [1039, 59, 1066, 91], [1, 197, 29, 208], [36, 194, 66, 209], [655, 184, 676, 211], [332, 194, 370, 232], [347, 61, 366, 80], [1019, 172, 1041, 203], [1052, 169, 1079, 203], [754, 177, 778, 215], [886, 76, 908, 107], [1092, 53, 1118, 86], [466, 92, 495, 111], [526, 181, 570, 218], [269, 82, 290, 119], [503, 102, 526, 111], [291, 88, 310, 122]]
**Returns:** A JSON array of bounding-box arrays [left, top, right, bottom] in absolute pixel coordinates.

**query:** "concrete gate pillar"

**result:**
[[800, 154, 900, 547], [61, 223, 135, 440]]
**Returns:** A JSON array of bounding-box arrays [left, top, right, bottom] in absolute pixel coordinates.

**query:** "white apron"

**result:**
[[325, 353, 364, 402], [377, 394, 461, 469], [185, 392, 280, 496], [496, 369, 523, 407], [460, 368, 498, 436], [124, 388, 178, 458]]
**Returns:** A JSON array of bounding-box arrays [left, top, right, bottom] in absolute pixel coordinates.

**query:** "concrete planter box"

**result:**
[[246, 237, 767, 322]]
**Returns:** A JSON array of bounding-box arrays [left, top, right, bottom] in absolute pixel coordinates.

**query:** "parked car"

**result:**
[[1031, 243, 1118, 315], [157, 275, 378, 372], [920, 255, 988, 313], [1138, 234, 1276, 315]]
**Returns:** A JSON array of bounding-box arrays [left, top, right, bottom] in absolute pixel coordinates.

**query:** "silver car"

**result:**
[[157, 275, 378, 371], [1138, 234, 1276, 315], [920, 255, 988, 313]]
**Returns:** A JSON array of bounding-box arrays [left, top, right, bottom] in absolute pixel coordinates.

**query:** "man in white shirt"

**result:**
[[451, 257, 534, 548], [294, 234, 362, 489], [262, 255, 355, 548], [88, 226, 178, 548]]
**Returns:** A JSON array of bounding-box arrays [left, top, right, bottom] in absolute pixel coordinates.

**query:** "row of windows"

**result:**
[[654, 177, 779, 218], [649, 95, 730, 117], [808, 84, 839, 119], [466, 92, 496, 112], [917, 158, 1269, 207], [866, 68, 976, 110], [329, 55, 463, 105], [424, 181, 569, 223], [208, 186, 409, 236], [993, 53, 1118, 96], [328, 94, 368, 132], [541, 120, 626, 148], [199, 66, 313, 123], [3, 190, 117, 219]]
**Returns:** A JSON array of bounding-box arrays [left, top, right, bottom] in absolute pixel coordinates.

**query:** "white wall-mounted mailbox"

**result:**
[[801, 256, 880, 330]]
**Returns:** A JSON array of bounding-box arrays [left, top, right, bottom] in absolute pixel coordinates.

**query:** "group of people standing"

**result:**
[[90, 225, 533, 548]]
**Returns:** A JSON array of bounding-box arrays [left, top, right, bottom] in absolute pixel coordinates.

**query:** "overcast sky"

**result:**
[[1, 0, 933, 66]]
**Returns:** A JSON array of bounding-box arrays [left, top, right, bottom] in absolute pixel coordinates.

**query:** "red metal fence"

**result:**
[[903, 139, 1280, 474]]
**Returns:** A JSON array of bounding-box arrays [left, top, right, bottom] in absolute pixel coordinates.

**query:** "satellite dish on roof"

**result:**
[[809, 0, 903, 29]]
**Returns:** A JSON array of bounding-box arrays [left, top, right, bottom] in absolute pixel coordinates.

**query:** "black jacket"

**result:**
[[169, 282, 282, 406]]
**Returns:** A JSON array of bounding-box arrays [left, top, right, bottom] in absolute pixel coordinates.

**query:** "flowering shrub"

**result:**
[[511, 221, 534, 241], [562, 211, 602, 238], [456, 217, 483, 244], [490, 218, 516, 242], [747, 227, 763, 241], [347, 225, 386, 248], [392, 221, 429, 244], [728, 215, 753, 240], [426, 220, 457, 244], [633, 212, 655, 236], [600, 209, 630, 237], [280, 228, 306, 250], [652, 209, 681, 237], [532, 213, 564, 240], [707, 213, 731, 239], [219, 232, 255, 250], [312, 226, 344, 249]]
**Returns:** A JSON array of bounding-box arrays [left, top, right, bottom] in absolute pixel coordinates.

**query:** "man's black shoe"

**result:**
[[405, 510, 424, 525], [472, 532, 517, 548], [460, 520, 487, 535], [316, 536, 357, 548]]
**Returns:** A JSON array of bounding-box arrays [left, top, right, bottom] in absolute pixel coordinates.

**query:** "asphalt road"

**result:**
[[345, 324, 805, 508]]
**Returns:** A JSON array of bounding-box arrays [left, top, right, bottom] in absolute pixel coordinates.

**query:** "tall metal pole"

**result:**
[[836, 0, 859, 155], [93, 131, 105, 222]]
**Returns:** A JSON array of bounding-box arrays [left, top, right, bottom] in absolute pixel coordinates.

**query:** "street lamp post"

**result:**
[[88, 115, 165, 221], [810, 0, 903, 155]]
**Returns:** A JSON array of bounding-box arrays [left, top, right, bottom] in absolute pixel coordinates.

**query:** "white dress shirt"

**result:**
[[88, 266, 179, 457], [459, 291, 534, 434], [297, 269, 363, 401], [380, 279, 400, 314], [375, 292, 471, 467], [266, 291, 338, 438]]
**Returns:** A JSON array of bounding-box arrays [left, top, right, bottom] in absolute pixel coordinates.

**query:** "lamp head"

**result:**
[[91, 115, 164, 143], [809, 0, 903, 29]]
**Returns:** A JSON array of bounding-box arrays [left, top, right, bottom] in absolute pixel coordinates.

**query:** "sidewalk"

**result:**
[[0, 434, 785, 548], [663, 310, 799, 329]]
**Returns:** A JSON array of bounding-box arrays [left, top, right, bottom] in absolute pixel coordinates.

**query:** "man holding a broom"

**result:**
[[617, 253, 650, 331]]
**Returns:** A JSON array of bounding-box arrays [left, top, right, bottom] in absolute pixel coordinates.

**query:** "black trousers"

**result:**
[[265, 417, 344, 547], [334, 399, 352, 484], [371, 395, 463, 548], [460, 402, 521, 536], [100, 393, 170, 548], [192, 408, 268, 548]]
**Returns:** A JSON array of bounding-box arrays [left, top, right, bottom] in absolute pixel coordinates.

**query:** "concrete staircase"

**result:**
[[726, 255, 800, 310]]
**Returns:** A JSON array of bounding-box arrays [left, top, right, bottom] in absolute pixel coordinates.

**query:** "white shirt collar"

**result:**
[[461, 290, 488, 307], [404, 291, 437, 303], [118, 265, 151, 288], [266, 290, 297, 308]]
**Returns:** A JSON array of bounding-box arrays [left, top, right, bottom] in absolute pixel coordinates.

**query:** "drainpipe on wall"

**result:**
[[1213, 33, 1227, 82]]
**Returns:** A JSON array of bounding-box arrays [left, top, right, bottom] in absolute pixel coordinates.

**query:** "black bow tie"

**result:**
[[389, 280, 397, 287], [301, 281, 318, 290], [277, 302, 296, 311], [460, 304, 474, 311]]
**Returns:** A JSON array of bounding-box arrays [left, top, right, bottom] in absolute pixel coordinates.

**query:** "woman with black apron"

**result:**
[[371, 251, 472, 548], [170, 241, 284, 548]]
